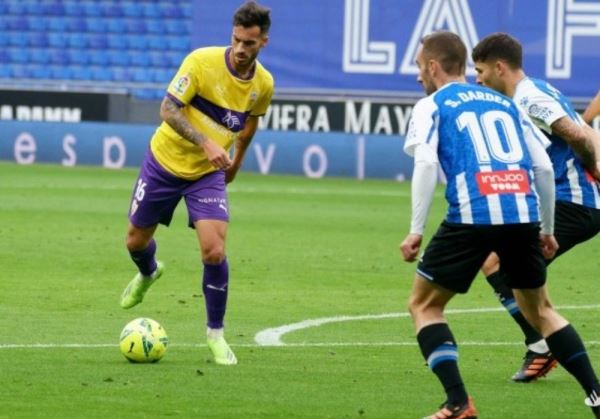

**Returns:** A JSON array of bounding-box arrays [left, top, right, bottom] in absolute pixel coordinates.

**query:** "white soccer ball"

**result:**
[[119, 318, 168, 363]]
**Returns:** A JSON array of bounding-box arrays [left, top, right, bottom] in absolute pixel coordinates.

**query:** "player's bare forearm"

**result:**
[[583, 124, 600, 179], [551, 116, 598, 174], [160, 97, 206, 146], [232, 117, 260, 165], [225, 135, 253, 183], [583, 92, 600, 124], [231, 134, 253, 165], [225, 116, 259, 183]]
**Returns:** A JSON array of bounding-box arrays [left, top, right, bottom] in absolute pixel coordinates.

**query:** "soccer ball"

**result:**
[[119, 318, 168, 363]]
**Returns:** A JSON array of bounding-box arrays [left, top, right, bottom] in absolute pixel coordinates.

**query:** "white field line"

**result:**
[[1, 305, 599, 350], [253, 304, 600, 346], [5, 183, 417, 198], [3, 341, 600, 350]]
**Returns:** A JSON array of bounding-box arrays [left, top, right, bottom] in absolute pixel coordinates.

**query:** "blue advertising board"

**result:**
[[192, 0, 600, 98], [0, 121, 413, 180]]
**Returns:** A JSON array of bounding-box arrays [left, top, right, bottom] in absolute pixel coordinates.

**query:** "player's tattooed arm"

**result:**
[[159, 96, 232, 169], [160, 97, 207, 146], [551, 116, 600, 179]]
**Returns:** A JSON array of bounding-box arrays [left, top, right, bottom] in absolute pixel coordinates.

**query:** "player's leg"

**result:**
[[409, 276, 477, 419], [126, 222, 159, 273], [195, 219, 229, 332], [500, 223, 600, 416], [493, 202, 600, 381], [481, 253, 551, 382], [185, 170, 236, 365], [194, 219, 237, 365], [514, 286, 600, 417], [482, 253, 545, 347], [120, 223, 165, 309], [409, 222, 484, 419], [120, 150, 181, 309]]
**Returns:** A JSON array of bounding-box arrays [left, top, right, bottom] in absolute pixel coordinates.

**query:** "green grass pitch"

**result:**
[[1, 162, 599, 418]]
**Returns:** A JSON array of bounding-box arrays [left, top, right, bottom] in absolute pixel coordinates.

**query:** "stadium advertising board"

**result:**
[[0, 121, 413, 180], [0, 90, 110, 122], [192, 0, 600, 98], [262, 98, 413, 135]]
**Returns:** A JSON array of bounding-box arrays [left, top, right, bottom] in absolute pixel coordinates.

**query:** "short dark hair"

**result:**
[[421, 31, 467, 76], [233, 1, 271, 35], [471, 32, 522, 69]]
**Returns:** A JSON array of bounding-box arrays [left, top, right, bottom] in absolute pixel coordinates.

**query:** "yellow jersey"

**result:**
[[150, 46, 274, 180]]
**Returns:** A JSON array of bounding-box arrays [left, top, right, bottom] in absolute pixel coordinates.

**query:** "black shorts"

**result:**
[[549, 201, 600, 264], [416, 221, 546, 294]]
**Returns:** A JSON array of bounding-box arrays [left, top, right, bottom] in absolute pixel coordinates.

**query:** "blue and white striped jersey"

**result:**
[[515, 77, 600, 209], [405, 82, 551, 226]]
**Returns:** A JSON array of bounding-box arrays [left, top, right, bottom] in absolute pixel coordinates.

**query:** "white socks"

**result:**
[[207, 327, 224, 340], [528, 339, 550, 354]]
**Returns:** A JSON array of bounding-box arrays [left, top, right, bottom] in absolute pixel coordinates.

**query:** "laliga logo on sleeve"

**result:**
[[172, 74, 190, 96], [476, 169, 530, 195]]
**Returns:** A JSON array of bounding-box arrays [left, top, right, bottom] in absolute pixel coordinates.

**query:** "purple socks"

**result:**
[[129, 239, 157, 276], [203, 259, 229, 329]]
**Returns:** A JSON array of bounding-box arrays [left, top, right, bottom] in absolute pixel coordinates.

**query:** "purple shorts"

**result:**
[[128, 150, 229, 228]]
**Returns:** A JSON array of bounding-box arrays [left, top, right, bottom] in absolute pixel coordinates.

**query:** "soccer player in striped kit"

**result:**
[[472, 33, 600, 385], [120, 1, 274, 366], [400, 31, 600, 418]]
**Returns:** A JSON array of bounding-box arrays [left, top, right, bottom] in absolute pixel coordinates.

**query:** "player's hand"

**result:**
[[400, 233, 423, 262], [202, 139, 232, 170], [224, 162, 240, 183], [539, 233, 559, 260]]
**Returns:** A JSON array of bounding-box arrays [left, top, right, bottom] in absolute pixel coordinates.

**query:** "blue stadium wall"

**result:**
[[193, 0, 600, 98]]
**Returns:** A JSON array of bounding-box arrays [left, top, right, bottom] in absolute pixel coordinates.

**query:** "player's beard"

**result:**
[[423, 79, 437, 95], [234, 51, 256, 66]]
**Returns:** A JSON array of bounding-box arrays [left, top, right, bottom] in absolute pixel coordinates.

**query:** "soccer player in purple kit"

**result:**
[[400, 31, 600, 418], [471, 33, 600, 384], [120, 1, 274, 365]]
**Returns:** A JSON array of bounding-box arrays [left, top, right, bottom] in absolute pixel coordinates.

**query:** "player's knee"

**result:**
[[481, 256, 500, 277], [202, 247, 225, 265], [519, 307, 541, 329], [407, 294, 424, 318], [520, 302, 553, 329], [125, 231, 148, 252]]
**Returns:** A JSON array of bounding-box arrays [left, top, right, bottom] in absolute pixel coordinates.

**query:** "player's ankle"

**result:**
[[207, 327, 224, 340]]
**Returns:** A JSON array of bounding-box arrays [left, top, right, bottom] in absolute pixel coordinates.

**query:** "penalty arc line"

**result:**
[[253, 304, 600, 346]]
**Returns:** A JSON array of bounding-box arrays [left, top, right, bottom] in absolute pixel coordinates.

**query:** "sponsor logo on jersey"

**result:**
[[528, 103, 553, 120], [222, 110, 241, 129], [476, 169, 530, 195]]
